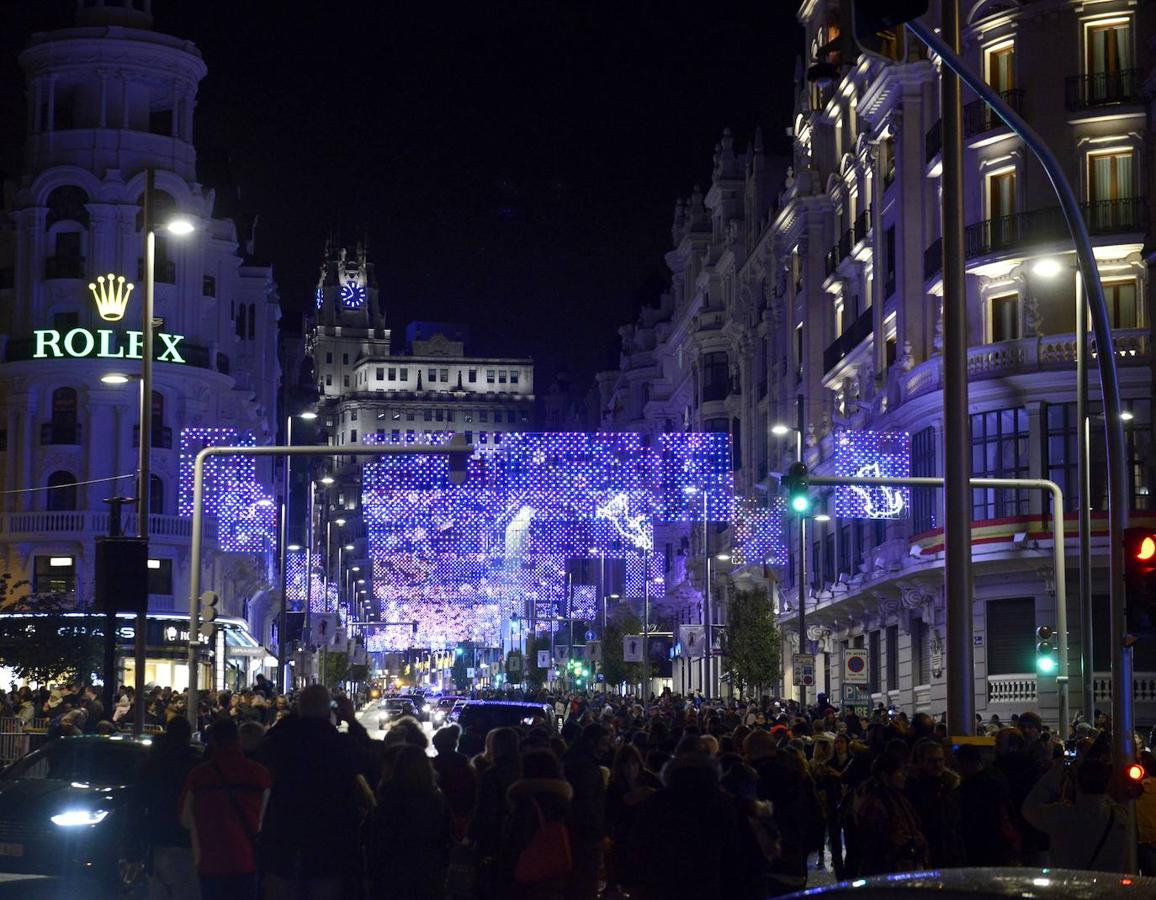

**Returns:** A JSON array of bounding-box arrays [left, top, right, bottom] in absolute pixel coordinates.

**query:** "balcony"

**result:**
[[964, 197, 1147, 259], [989, 672, 1156, 710], [0, 511, 218, 543], [924, 236, 942, 282], [925, 119, 941, 165], [1065, 69, 1144, 110], [825, 229, 854, 277], [132, 424, 174, 449], [44, 256, 85, 280], [823, 307, 874, 374], [853, 208, 871, 244], [40, 423, 82, 445], [964, 89, 1024, 138]]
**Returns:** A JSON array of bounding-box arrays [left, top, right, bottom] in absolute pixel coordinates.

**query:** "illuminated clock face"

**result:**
[[315, 287, 324, 309], [340, 280, 366, 309]]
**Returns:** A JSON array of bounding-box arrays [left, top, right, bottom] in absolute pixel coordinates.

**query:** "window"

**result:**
[[499, 371, 507, 384], [203, 275, 216, 297], [465, 431, 473, 443], [428, 368, 437, 382], [392, 429, 400, 440], [988, 170, 1016, 236], [1088, 150, 1135, 228], [424, 410, 433, 422], [480, 410, 489, 423], [447, 411, 454, 423], [971, 407, 1030, 519], [1104, 280, 1139, 330], [911, 617, 930, 686], [350, 409, 358, 422], [987, 597, 1035, 674], [399, 368, 408, 381], [406, 412, 415, 421], [1086, 19, 1132, 79], [886, 625, 899, 690], [469, 369, 477, 383], [150, 475, 164, 515], [148, 559, 173, 595], [435, 409, 444, 422], [46, 471, 78, 511], [702, 352, 730, 402], [376, 368, 384, 381], [510, 372, 519, 385], [326, 353, 333, 365], [325, 375, 332, 386], [387, 368, 396, 380], [911, 426, 937, 532], [342, 375, 349, 388], [839, 522, 852, 575], [986, 41, 1014, 93], [990, 294, 1020, 342], [868, 630, 881, 693], [342, 354, 349, 365], [486, 370, 496, 384], [507, 410, 516, 424], [1044, 402, 1078, 513], [884, 226, 896, 297], [34, 556, 75, 594], [350, 429, 357, 442]]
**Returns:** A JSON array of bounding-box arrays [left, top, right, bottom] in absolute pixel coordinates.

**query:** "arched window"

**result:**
[[150, 474, 164, 515], [46, 387, 80, 444], [45, 186, 90, 228], [46, 471, 78, 511]]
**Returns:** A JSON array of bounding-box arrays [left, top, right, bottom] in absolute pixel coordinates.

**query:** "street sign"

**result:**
[[571, 645, 587, 661], [311, 614, 339, 647], [842, 683, 870, 706], [506, 653, 523, 675], [931, 645, 945, 679], [843, 649, 869, 685], [555, 646, 571, 663], [587, 641, 602, 663], [537, 650, 551, 669], [679, 625, 705, 658], [623, 635, 644, 663], [792, 653, 816, 687], [466, 667, 475, 678]]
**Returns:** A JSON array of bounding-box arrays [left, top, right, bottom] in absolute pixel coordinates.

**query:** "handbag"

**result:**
[[514, 797, 572, 885]]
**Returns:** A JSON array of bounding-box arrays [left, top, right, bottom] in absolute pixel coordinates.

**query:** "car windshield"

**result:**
[[3, 739, 148, 785], [458, 704, 549, 732], [385, 700, 412, 711]]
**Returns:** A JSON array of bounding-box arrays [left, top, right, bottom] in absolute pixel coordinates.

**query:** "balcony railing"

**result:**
[[0, 511, 217, 542], [1065, 69, 1144, 110], [925, 119, 941, 164], [924, 236, 942, 282], [44, 256, 85, 280], [132, 424, 174, 449], [964, 197, 1148, 259], [964, 89, 1024, 138], [825, 228, 854, 276], [40, 423, 81, 445], [823, 307, 874, 373]]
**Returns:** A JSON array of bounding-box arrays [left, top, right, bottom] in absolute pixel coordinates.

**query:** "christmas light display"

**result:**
[[179, 427, 278, 551], [833, 430, 912, 519], [731, 497, 789, 568], [360, 431, 734, 648]]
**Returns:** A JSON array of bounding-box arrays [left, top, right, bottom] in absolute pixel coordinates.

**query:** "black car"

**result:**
[[456, 700, 555, 734], [0, 735, 153, 894], [378, 697, 419, 729]]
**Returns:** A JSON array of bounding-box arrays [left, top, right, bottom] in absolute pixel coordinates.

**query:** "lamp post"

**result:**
[[278, 410, 317, 691], [683, 485, 713, 698], [115, 171, 194, 734], [772, 422, 810, 703]]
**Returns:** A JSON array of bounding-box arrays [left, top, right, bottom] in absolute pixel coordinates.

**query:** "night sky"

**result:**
[[1, 1, 800, 389]]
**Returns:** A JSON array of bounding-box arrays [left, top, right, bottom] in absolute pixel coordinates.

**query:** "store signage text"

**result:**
[[32, 328, 186, 364]]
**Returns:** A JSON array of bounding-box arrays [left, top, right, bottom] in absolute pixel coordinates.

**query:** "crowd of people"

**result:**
[[5, 680, 1156, 898]]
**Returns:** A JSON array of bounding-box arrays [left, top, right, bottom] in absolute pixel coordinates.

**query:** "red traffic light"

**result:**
[[1139, 536, 1156, 562], [1127, 763, 1145, 782]]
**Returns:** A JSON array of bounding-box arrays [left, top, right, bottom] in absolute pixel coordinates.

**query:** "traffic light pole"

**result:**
[[184, 438, 473, 731], [805, 473, 1069, 740], [797, 514, 807, 706]]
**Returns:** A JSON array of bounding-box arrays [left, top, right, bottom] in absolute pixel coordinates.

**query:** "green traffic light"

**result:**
[[790, 494, 811, 514], [1037, 655, 1057, 674]]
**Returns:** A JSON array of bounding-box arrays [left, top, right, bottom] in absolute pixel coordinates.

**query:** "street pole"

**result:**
[[304, 478, 315, 686], [797, 513, 807, 706], [600, 552, 607, 695], [643, 547, 650, 711], [1076, 273, 1094, 725], [938, 0, 975, 739], [133, 169, 156, 737], [277, 416, 291, 692], [703, 490, 712, 699]]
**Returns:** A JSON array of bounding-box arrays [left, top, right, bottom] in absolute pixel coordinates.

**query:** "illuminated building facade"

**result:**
[[599, 0, 1155, 718], [0, 1, 281, 688]]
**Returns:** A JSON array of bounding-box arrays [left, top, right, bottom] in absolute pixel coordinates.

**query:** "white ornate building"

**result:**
[[0, 1, 282, 689], [599, 0, 1156, 722]]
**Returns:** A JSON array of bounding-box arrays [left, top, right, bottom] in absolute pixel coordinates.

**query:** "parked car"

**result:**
[[779, 868, 1155, 899], [0, 735, 152, 894]]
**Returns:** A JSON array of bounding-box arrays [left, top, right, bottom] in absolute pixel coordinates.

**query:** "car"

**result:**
[[431, 696, 465, 728], [779, 868, 1156, 899], [0, 735, 154, 894], [455, 700, 555, 734], [377, 697, 419, 730]]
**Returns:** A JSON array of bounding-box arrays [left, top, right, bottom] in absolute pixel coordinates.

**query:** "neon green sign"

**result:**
[[32, 328, 186, 364]]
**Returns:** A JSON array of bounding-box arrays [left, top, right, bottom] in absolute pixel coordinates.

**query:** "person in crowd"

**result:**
[[134, 716, 203, 900], [469, 726, 523, 866], [181, 717, 271, 900], [431, 723, 478, 842], [905, 739, 963, 868], [603, 743, 653, 892], [370, 744, 451, 900], [498, 749, 574, 900], [1022, 756, 1129, 871], [853, 750, 929, 876], [258, 685, 374, 899], [562, 722, 611, 900]]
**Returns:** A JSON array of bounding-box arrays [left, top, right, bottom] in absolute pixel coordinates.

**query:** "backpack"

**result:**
[[514, 797, 572, 885]]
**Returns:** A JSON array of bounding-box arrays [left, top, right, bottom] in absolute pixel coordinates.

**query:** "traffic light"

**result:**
[[851, 1, 929, 62], [783, 462, 811, 515], [1035, 625, 1057, 676], [198, 590, 219, 638], [1125, 527, 1156, 637]]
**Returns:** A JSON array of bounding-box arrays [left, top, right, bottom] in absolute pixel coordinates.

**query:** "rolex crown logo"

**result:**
[[87, 273, 135, 322]]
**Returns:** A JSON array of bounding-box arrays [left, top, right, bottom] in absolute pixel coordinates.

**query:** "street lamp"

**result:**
[[278, 410, 318, 691], [682, 484, 715, 698]]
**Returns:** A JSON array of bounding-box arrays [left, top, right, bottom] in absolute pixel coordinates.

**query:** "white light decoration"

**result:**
[[833, 430, 912, 520]]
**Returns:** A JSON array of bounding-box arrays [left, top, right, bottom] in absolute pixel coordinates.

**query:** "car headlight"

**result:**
[[52, 809, 110, 827]]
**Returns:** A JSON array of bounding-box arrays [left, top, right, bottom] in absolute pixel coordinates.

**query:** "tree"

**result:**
[[602, 611, 645, 691], [524, 634, 546, 689], [322, 650, 349, 689], [723, 587, 780, 699], [0, 572, 102, 684], [451, 647, 471, 692]]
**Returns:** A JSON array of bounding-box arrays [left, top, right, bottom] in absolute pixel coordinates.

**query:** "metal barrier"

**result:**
[[0, 717, 51, 766]]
